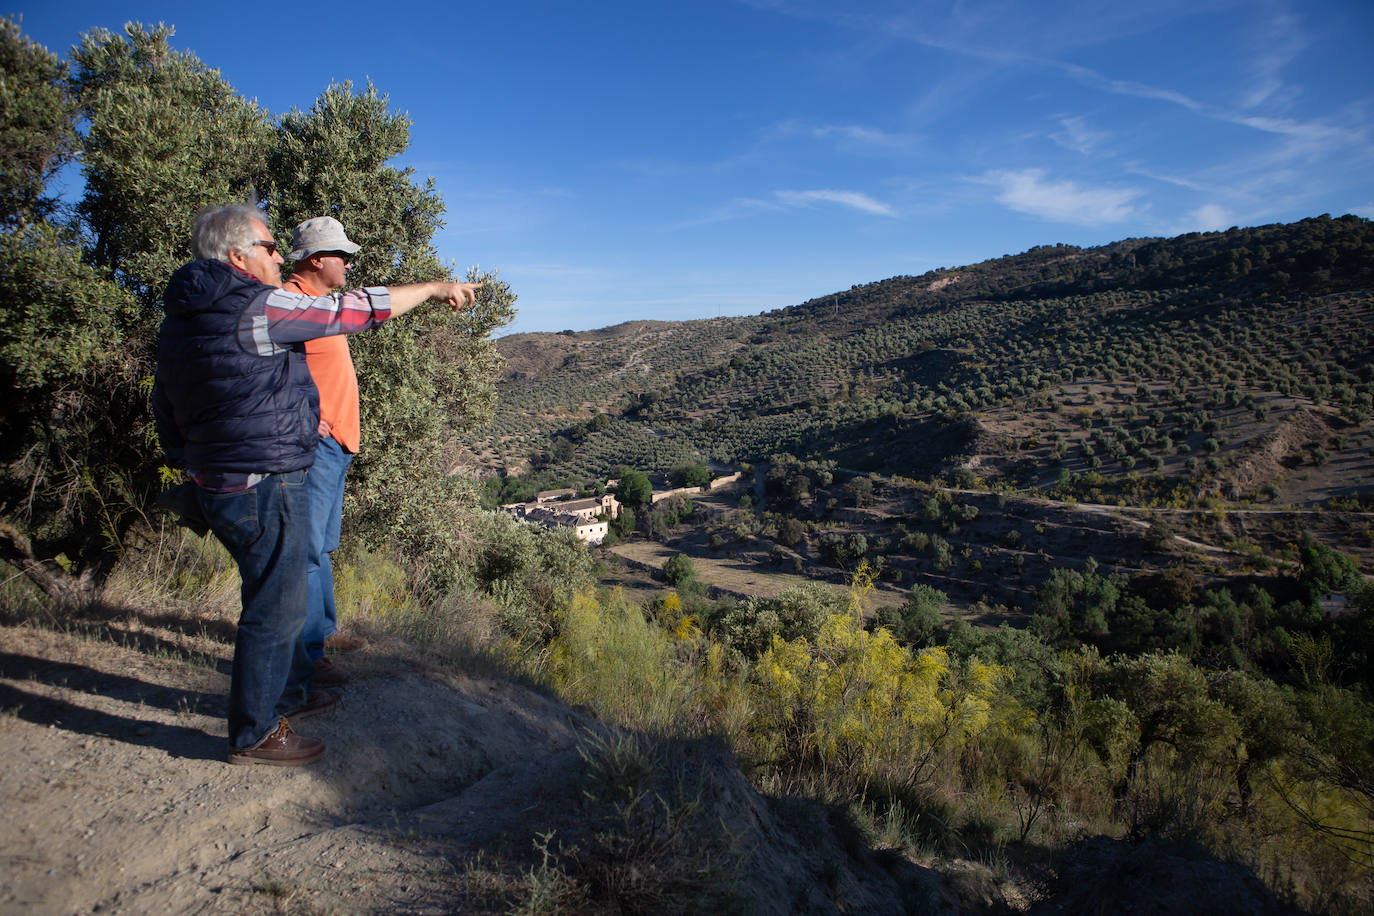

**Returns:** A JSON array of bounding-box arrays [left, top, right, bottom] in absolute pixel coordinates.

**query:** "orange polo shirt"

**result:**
[[285, 274, 361, 454]]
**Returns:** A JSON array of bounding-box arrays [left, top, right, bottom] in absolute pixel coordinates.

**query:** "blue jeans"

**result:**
[[302, 436, 354, 662], [197, 471, 315, 750]]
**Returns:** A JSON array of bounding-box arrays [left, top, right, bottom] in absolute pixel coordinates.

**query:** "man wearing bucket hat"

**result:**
[[153, 203, 479, 765], [286, 217, 368, 689]]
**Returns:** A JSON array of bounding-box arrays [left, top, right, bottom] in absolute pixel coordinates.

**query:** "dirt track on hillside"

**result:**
[[608, 540, 911, 611]]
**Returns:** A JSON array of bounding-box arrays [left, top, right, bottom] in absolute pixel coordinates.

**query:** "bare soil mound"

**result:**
[[1221, 407, 1336, 500], [0, 612, 952, 914]]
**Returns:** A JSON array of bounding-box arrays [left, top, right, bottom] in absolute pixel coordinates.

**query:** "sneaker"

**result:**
[[228, 717, 324, 767], [323, 632, 367, 652], [313, 657, 349, 687], [285, 687, 340, 726]]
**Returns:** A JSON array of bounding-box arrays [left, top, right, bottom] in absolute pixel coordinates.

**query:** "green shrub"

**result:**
[[662, 553, 696, 588], [710, 583, 847, 659]]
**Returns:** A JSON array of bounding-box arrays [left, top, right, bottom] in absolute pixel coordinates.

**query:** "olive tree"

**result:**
[[0, 20, 514, 603], [71, 23, 273, 308], [614, 469, 654, 507], [0, 221, 142, 605], [662, 552, 697, 588], [0, 22, 219, 604], [267, 80, 515, 585], [0, 16, 77, 226]]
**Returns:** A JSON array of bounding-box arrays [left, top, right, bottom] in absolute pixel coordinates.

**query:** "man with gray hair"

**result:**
[[152, 203, 477, 766]]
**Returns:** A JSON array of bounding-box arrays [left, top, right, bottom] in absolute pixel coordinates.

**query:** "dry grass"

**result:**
[[608, 539, 908, 612]]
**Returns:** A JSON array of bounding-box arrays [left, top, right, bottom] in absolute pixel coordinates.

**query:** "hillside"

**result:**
[[6, 216, 1369, 914], [478, 216, 1374, 617], [483, 215, 1372, 485]]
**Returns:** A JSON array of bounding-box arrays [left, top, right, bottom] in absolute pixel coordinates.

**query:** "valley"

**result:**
[[476, 217, 1373, 626]]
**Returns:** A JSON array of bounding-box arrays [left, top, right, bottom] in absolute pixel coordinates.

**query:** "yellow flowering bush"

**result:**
[[748, 609, 1010, 785], [545, 589, 727, 734]]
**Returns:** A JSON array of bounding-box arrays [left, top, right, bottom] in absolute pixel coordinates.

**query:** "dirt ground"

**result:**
[[0, 609, 599, 914], [0, 603, 964, 915]]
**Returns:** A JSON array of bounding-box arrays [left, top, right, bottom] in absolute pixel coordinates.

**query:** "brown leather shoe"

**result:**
[[228, 717, 324, 767], [313, 657, 349, 687], [285, 687, 340, 726], [324, 632, 367, 652]]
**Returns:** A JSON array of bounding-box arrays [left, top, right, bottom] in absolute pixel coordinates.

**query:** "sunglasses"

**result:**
[[250, 239, 278, 256]]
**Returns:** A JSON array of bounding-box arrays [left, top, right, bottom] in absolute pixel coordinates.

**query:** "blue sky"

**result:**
[[13, 1, 1374, 335]]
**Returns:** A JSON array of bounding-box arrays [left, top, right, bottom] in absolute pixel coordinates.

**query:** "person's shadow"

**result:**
[[0, 651, 226, 761]]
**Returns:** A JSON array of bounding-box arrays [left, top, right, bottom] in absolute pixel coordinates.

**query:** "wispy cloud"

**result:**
[[1123, 163, 1210, 193], [775, 189, 898, 216], [762, 119, 915, 150], [1231, 114, 1359, 154], [1177, 204, 1234, 233], [616, 120, 915, 183], [669, 198, 776, 230], [1238, 7, 1306, 109], [1050, 115, 1110, 156], [746, 1, 1237, 65], [673, 188, 898, 228], [977, 168, 1141, 225], [500, 262, 615, 283], [813, 124, 909, 147], [1046, 60, 1363, 152], [753, 2, 1363, 154]]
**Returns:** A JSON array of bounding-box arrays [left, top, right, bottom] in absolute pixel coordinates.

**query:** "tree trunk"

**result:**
[[0, 521, 107, 610]]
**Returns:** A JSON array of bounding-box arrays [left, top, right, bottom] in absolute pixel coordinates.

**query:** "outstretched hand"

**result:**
[[381, 279, 483, 320], [442, 282, 480, 311]]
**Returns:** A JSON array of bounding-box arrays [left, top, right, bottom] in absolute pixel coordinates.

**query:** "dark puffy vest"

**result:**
[[155, 259, 320, 473]]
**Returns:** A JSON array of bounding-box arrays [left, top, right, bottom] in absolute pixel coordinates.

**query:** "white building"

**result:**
[[501, 490, 621, 545]]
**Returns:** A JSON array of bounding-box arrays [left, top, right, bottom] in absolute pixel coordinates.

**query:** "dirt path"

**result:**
[[1067, 503, 1232, 557], [0, 616, 595, 914], [938, 486, 1369, 561]]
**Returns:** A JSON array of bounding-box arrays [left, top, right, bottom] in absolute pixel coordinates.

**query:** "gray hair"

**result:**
[[191, 204, 269, 261]]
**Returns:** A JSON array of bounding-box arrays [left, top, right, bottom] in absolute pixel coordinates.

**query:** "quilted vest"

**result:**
[[155, 259, 320, 473]]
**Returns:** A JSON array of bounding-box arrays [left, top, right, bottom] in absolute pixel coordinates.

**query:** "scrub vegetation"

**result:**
[[468, 198, 1374, 910]]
